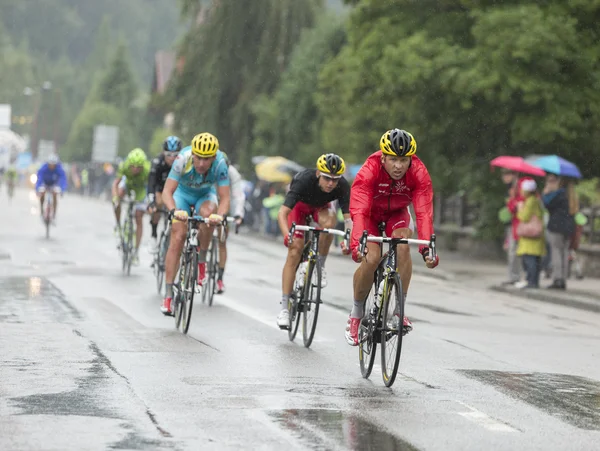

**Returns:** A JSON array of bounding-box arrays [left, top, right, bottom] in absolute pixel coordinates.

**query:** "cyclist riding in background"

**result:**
[[215, 151, 245, 294], [5, 166, 18, 188], [276, 153, 352, 330], [35, 154, 67, 223], [345, 129, 439, 346], [111, 148, 151, 265], [160, 132, 231, 316], [147, 135, 182, 253]]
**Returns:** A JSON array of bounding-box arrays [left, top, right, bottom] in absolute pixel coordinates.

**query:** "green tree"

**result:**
[[251, 14, 346, 166], [93, 42, 138, 111], [171, 0, 322, 167], [316, 0, 600, 239]]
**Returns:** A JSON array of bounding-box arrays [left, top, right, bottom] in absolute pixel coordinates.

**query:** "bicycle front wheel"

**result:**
[[302, 260, 321, 348], [182, 250, 197, 334], [125, 219, 135, 276], [359, 278, 379, 379], [380, 273, 405, 387]]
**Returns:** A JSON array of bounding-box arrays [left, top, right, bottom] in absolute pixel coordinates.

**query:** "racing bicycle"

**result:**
[[116, 190, 137, 276], [286, 220, 350, 348], [172, 210, 237, 334], [357, 228, 437, 387]]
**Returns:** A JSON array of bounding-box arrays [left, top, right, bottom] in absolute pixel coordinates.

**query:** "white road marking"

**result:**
[[455, 401, 518, 432]]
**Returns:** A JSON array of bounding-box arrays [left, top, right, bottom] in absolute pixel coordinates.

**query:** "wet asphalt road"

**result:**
[[1, 189, 600, 451]]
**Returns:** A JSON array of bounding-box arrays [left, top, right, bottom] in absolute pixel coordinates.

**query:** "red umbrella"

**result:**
[[490, 156, 546, 177]]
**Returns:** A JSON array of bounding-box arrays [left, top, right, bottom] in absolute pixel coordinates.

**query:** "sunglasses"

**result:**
[[320, 174, 341, 182]]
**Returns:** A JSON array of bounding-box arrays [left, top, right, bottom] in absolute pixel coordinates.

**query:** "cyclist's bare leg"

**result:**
[[317, 207, 337, 258], [391, 227, 413, 293], [38, 191, 45, 212], [352, 242, 381, 304], [165, 220, 186, 285], [282, 236, 304, 296], [134, 209, 144, 251], [198, 201, 217, 253]]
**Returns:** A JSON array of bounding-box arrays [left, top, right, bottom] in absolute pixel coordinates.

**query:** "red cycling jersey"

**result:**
[[350, 151, 434, 260]]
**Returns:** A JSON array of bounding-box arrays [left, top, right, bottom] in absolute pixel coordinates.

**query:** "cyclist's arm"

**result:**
[[216, 184, 230, 217], [338, 178, 352, 230], [57, 165, 68, 191], [35, 166, 45, 190], [277, 205, 293, 237], [111, 175, 124, 197], [349, 162, 376, 257], [214, 159, 230, 217], [228, 166, 245, 218], [411, 162, 434, 252], [147, 158, 160, 198], [162, 178, 178, 212]]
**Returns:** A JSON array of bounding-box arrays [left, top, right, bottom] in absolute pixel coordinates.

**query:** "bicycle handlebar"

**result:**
[[182, 215, 240, 234], [287, 222, 351, 249], [358, 230, 437, 261]]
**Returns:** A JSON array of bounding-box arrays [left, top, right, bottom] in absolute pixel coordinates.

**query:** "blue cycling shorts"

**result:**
[[173, 187, 218, 214]]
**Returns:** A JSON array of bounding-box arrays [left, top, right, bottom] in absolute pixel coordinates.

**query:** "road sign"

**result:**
[[92, 125, 119, 163], [0, 104, 11, 130]]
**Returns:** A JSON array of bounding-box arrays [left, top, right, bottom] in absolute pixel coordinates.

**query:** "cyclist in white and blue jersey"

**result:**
[[160, 132, 231, 315]]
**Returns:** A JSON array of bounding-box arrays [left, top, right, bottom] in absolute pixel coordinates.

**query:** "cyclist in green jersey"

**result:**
[[111, 148, 151, 265], [5, 167, 18, 197]]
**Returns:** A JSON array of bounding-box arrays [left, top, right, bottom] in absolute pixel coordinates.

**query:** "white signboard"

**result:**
[[38, 140, 56, 162], [92, 125, 119, 163], [0, 104, 11, 130]]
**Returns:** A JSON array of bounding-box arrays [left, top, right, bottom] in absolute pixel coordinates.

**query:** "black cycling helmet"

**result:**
[[316, 153, 346, 177]]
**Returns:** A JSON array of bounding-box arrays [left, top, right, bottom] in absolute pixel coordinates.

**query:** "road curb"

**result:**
[[489, 284, 600, 313]]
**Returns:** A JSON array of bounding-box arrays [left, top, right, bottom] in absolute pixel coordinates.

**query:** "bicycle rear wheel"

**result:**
[[302, 260, 321, 348], [359, 278, 379, 379], [207, 236, 218, 306], [182, 250, 197, 334], [155, 231, 169, 294], [380, 273, 405, 387]]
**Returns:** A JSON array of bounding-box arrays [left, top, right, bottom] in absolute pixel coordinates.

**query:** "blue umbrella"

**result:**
[[531, 155, 582, 179]]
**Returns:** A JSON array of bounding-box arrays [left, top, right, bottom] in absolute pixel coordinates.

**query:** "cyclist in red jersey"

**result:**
[[345, 129, 439, 346], [276, 154, 352, 329]]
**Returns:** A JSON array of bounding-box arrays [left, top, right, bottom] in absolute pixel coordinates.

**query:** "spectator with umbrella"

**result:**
[[532, 156, 582, 290], [490, 156, 546, 286]]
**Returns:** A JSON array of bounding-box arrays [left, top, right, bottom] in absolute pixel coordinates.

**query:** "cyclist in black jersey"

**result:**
[[147, 136, 182, 252], [276, 154, 353, 329]]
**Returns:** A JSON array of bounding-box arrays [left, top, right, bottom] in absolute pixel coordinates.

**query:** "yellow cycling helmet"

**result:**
[[191, 132, 219, 157], [316, 153, 345, 177], [380, 129, 417, 157]]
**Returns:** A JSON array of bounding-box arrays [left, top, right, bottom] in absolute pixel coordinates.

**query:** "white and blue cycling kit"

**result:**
[[168, 147, 230, 213]]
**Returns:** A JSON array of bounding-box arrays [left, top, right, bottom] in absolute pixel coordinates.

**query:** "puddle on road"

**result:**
[[269, 409, 419, 450], [0, 276, 81, 320], [460, 370, 600, 430]]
